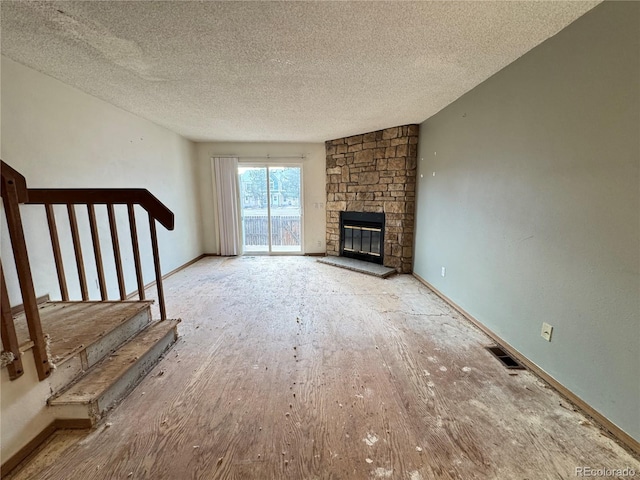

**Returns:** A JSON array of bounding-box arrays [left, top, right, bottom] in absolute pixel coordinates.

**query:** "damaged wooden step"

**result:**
[[46, 302, 153, 395], [48, 319, 180, 425]]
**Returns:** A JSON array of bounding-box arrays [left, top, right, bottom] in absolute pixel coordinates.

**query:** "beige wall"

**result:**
[[1, 56, 204, 461], [413, 2, 639, 441], [1, 56, 203, 305], [196, 142, 326, 255], [1, 349, 55, 463]]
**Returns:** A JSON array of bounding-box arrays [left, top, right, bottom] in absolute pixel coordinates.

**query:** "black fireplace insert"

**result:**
[[340, 211, 385, 264]]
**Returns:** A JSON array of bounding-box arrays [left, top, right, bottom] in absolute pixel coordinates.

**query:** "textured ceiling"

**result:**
[[1, 1, 599, 142]]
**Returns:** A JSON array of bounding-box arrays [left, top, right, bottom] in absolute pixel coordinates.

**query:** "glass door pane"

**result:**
[[269, 166, 302, 253], [239, 166, 269, 253]]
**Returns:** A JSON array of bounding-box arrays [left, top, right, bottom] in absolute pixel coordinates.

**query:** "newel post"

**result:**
[[0, 162, 51, 380]]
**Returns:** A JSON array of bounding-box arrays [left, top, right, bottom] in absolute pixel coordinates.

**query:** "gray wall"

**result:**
[[414, 2, 639, 441]]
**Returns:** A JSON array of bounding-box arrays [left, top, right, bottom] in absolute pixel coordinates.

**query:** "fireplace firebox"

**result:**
[[340, 211, 385, 264]]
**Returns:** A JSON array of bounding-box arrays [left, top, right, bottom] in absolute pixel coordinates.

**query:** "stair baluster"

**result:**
[[45, 204, 69, 301], [87, 204, 107, 300], [107, 204, 127, 301], [67, 204, 89, 301], [127, 204, 146, 301], [149, 213, 166, 320]]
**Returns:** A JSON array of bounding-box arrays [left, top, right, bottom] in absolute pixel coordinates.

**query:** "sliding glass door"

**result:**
[[269, 166, 302, 252], [238, 165, 302, 254], [239, 166, 269, 251]]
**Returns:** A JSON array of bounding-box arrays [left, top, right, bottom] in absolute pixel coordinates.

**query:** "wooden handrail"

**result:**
[[26, 189, 174, 230], [0, 161, 28, 203], [27, 190, 172, 319]]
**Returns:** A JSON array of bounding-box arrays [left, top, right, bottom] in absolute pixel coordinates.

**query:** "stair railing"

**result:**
[[0, 160, 174, 381]]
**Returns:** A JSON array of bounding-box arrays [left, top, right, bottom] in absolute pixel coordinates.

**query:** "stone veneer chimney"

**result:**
[[325, 124, 418, 273]]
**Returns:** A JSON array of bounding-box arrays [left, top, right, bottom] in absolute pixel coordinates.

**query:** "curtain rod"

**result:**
[[212, 154, 306, 160]]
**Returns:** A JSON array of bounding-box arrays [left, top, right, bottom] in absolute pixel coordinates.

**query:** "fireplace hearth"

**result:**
[[340, 211, 385, 264]]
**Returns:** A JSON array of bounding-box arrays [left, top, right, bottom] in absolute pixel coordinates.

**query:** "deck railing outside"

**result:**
[[242, 215, 301, 248]]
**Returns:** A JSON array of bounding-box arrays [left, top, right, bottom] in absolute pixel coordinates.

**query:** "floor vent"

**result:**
[[485, 346, 525, 370]]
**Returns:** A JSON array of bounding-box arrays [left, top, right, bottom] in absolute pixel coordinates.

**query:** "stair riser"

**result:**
[[47, 308, 151, 396], [97, 326, 177, 415], [45, 403, 99, 423], [49, 326, 178, 424], [48, 356, 84, 396], [84, 309, 151, 369]]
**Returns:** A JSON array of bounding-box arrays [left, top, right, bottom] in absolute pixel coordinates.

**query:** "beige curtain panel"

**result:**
[[213, 157, 241, 256]]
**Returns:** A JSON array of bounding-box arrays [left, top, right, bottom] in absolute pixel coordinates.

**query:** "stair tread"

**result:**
[[50, 319, 179, 405], [14, 301, 152, 363]]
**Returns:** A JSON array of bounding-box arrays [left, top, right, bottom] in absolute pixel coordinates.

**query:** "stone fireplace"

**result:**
[[325, 124, 418, 273]]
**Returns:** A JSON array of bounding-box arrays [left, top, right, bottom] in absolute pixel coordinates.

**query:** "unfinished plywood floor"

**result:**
[[9, 257, 639, 479]]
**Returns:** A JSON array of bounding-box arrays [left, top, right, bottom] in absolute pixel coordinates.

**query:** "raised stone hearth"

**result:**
[[325, 125, 418, 273]]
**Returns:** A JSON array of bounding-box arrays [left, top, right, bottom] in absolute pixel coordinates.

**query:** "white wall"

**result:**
[[1, 56, 204, 462], [413, 2, 639, 441], [196, 142, 326, 255], [1, 56, 204, 305]]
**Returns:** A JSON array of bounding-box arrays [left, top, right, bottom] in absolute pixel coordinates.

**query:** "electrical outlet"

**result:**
[[541, 322, 553, 342], [441, 266, 446, 277]]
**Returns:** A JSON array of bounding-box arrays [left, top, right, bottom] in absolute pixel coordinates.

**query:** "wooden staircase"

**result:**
[[1, 159, 180, 474], [12, 301, 179, 426]]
